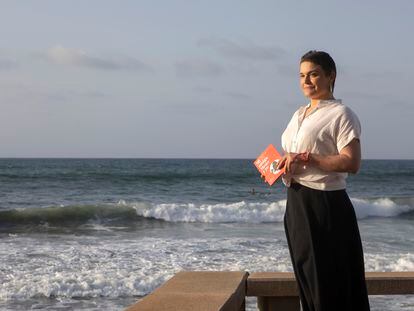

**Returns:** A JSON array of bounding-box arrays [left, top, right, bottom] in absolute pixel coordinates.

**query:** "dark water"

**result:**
[[1, 159, 413, 227]]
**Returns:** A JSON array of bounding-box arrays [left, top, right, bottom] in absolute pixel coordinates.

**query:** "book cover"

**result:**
[[253, 144, 285, 186]]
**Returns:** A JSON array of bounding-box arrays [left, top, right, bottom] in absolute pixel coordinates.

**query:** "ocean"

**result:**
[[0, 158, 413, 310]]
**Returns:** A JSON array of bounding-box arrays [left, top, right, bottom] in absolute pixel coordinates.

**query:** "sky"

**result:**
[[0, 1, 413, 159]]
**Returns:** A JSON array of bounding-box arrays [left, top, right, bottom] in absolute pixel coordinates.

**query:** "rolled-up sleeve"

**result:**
[[336, 107, 361, 152]]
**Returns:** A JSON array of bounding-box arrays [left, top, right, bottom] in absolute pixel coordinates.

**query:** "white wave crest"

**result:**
[[365, 253, 414, 271], [353, 197, 414, 219], [127, 200, 287, 223], [118, 197, 414, 223]]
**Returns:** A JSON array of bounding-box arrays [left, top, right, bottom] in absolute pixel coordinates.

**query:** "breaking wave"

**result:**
[[1, 196, 413, 228]]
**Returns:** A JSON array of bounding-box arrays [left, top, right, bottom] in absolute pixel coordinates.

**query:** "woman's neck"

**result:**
[[310, 95, 335, 108]]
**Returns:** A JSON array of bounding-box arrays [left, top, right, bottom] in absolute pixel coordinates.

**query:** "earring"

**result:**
[[329, 84, 333, 93]]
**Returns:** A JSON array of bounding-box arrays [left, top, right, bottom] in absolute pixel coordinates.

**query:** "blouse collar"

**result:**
[[306, 98, 342, 108], [299, 99, 342, 118]]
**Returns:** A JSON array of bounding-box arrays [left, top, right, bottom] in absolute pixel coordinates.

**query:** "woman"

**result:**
[[277, 50, 371, 311]]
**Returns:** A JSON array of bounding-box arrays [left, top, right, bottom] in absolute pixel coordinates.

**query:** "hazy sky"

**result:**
[[1, 1, 413, 159]]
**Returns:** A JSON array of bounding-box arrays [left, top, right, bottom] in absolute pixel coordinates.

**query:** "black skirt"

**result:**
[[284, 183, 370, 311]]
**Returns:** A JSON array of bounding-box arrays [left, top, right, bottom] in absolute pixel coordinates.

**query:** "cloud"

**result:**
[[0, 82, 111, 106], [197, 37, 286, 61], [46, 45, 153, 72], [175, 59, 225, 78], [0, 59, 17, 71]]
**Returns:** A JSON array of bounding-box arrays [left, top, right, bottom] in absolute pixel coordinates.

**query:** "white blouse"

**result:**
[[281, 99, 361, 191]]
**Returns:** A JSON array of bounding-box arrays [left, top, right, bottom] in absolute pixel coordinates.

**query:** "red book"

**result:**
[[253, 144, 285, 186]]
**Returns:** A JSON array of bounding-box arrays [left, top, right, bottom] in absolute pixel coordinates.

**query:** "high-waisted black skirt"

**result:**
[[284, 183, 370, 311]]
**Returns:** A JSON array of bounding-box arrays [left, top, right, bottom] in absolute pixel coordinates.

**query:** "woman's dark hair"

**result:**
[[300, 50, 336, 91]]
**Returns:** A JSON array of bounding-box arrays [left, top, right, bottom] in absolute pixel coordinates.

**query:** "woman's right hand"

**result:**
[[277, 153, 299, 174]]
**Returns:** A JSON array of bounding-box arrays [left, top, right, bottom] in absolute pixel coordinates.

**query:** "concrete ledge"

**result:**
[[126, 271, 414, 311], [365, 272, 414, 295], [125, 271, 249, 311], [247, 272, 298, 297], [247, 271, 414, 296]]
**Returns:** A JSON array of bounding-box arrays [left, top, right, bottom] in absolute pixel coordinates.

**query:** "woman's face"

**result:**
[[299, 61, 335, 99]]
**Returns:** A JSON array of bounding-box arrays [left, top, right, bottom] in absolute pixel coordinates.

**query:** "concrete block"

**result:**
[[125, 271, 248, 311]]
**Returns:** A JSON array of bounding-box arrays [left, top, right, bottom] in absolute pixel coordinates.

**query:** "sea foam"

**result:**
[[1, 234, 413, 300], [128, 197, 414, 223]]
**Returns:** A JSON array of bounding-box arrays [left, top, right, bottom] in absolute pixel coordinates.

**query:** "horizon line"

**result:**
[[0, 157, 413, 161]]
